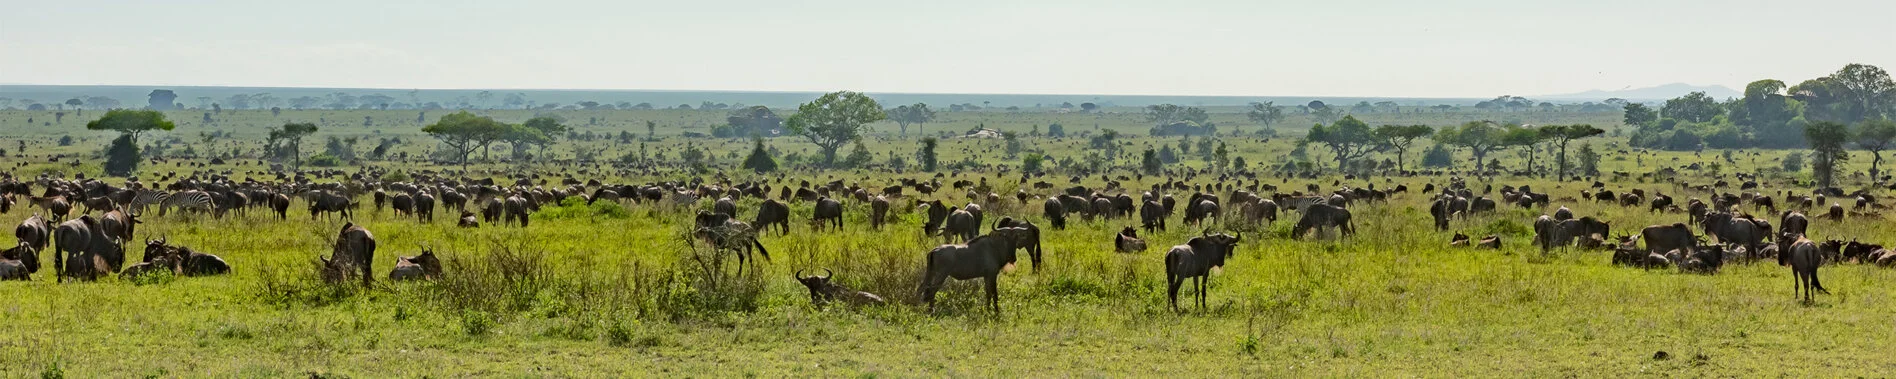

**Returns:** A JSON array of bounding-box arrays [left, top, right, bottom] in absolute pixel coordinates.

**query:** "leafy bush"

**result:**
[[307, 153, 342, 167], [1782, 151, 1805, 172]]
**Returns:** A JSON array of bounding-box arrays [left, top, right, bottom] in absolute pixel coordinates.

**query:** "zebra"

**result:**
[[159, 190, 216, 217], [128, 189, 169, 216]]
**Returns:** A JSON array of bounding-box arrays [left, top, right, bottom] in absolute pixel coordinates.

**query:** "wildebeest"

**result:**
[[1241, 199, 1278, 227], [504, 195, 532, 227], [1779, 233, 1827, 302], [920, 200, 950, 236], [1115, 226, 1147, 253], [323, 222, 378, 286], [138, 239, 231, 277], [1701, 212, 1769, 254], [694, 211, 771, 275], [1164, 232, 1242, 311], [1552, 206, 1573, 221], [1827, 203, 1844, 221], [795, 268, 886, 307], [941, 207, 979, 243], [1429, 198, 1454, 231], [812, 197, 844, 231], [53, 215, 122, 282], [917, 227, 1036, 314], [752, 199, 791, 236], [1042, 197, 1067, 230], [0, 242, 39, 280], [1477, 235, 1502, 249], [17, 213, 53, 252], [1641, 223, 1696, 256], [994, 217, 1043, 270], [1780, 211, 1809, 237], [1182, 198, 1220, 226], [714, 197, 738, 218], [458, 211, 479, 228], [392, 193, 415, 217], [1140, 199, 1168, 232], [415, 192, 436, 222], [389, 249, 443, 281], [1291, 203, 1354, 239]]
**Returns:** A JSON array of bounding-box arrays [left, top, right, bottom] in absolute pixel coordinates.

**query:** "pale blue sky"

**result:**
[[2, 0, 1890, 98]]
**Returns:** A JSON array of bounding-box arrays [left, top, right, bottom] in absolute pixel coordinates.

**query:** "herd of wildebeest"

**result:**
[[0, 163, 1888, 313]]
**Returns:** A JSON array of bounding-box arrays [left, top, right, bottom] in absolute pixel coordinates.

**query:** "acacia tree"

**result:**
[[269, 122, 319, 170], [1855, 119, 1896, 183], [1303, 115, 1378, 172], [786, 91, 885, 166], [1374, 124, 1434, 171], [887, 103, 935, 136], [1247, 101, 1285, 127], [1806, 121, 1852, 188], [1501, 126, 1549, 176], [85, 109, 175, 145], [422, 111, 509, 171], [1540, 124, 1605, 180], [522, 115, 569, 158], [1435, 121, 1507, 172]]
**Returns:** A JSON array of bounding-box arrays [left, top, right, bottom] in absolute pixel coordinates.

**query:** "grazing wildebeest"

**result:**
[[1043, 197, 1067, 230], [323, 222, 378, 286], [869, 196, 891, 230], [995, 217, 1043, 271], [305, 191, 354, 220], [1115, 226, 1147, 253], [1779, 233, 1827, 302], [53, 215, 122, 282], [1090, 197, 1116, 220], [713, 196, 738, 219], [753, 199, 791, 236], [504, 195, 532, 227], [812, 197, 844, 231], [415, 192, 436, 222], [270, 193, 291, 220], [1641, 223, 1696, 256], [694, 211, 771, 275], [1470, 197, 1496, 214], [1429, 198, 1454, 231], [917, 227, 1036, 314], [480, 197, 504, 224], [1702, 212, 1768, 254], [1533, 215, 1559, 252], [920, 200, 950, 236], [1164, 232, 1242, 311], [17, 213, 52, 253], [1827, 203, 1844, 221], [389, 249, 443, 281], [30, 196, 72, 221], [1242, 199, 1278, 226], [1140, 199, 1168, 232], [795, 268, 886, 307], [1183, 198, 1220, 226], [1780, 211, 1809, 237], [1552, 206, 1573, 221], [1291, 203, 1354, 239]]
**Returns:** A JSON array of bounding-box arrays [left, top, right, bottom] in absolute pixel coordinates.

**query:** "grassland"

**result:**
[[2, 107, 1893, 377]]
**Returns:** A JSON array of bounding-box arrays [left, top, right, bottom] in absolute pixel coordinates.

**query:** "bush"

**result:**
[[1022, 153, 1045, 173], [1421, 144, 1453, 168], [307, 153, 342, 167], [1782, 152, 1805, 172], [380, 171, 412, 183]]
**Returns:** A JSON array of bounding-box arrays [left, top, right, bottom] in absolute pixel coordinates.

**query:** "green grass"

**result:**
[[2, 107, 1892, 376]]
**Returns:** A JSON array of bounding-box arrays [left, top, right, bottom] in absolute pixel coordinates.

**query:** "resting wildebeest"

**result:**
[[323, 222, 378, 286], [389, 249, 443, 281], [694, 211, 771, 275], [1164, 232, 1242, 311], [1641, 223, 1696, 256], [918, 227, 1036, 314], [753, 199, 791, 236], [795, 268, 886, 307], [812, 197, 844, 231], [1042, 197, 1067, 230], [0, 242, 39, 280], [458, 211, 479, 228], [1115, 226, 1147, 253], [1477, 235, 1502, 249], [1779, 233, 1827, 302], [53, 215, 122, 282], [1291, 203, 1354, 239]]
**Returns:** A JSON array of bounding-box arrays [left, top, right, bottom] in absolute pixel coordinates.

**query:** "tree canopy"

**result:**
[[886, 103, 936, 136], [1304, 115, 1379, 172], [86, 109, 175, 144], [1435, 121, 1514, 172], [1806, 121, 1852, 188], [786, 91, 885, 166], [1247, 102, 1285, 126], [269, 122, 319, 169], [422, 111, 510, 171], [1374, 124, 1435, 171]]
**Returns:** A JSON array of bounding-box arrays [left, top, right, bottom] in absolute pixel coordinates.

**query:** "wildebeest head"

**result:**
[[794, 268, 834, 302], [1, 242, 38, 274], [1186, 231, 1242, 270]]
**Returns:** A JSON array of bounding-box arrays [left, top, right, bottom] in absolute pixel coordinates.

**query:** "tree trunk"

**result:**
[[1557, 142, 1568, 182], [1873, 151, 1883, 185]]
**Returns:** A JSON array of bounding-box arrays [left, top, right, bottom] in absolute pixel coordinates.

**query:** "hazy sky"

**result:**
[[3, 0, 1891, 98]]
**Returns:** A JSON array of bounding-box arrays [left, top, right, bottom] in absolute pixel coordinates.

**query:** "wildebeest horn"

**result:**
[[794, 269, 805, 280], [822, 268, 833, 280]]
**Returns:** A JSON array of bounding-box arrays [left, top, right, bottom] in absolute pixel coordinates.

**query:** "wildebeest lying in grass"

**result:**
[[322, 222, 377, 285], [1115, 226, 1147, 253], [140, 238, 231, 277], [389, 249, 443, 281], [1477, 235, 1501, 249], [918, 227, 1035, 314], [1449, 232, 1470, 247], [1165, 232, 1241, 311], [795, 268, 886, 307], [0, 241, 37, 280], [458, 211, 479, 228]]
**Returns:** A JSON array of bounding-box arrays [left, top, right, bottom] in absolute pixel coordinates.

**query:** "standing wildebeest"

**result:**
[[917, 227, 1035, 314], [942, 207, 979, 243], [99, 209, 139, 244], [1702, 212, 1768, 254], [392, 193, 415, 218], [1470, 197, 1496, 214], [1241, 199, 1278, 227], [18, 213, 53, 253], [753, 199, 791, 236], [1533, 215, 1559, 252], [53, 215, 122, 282], [389, 249, 443, 281], [480, 197, 504, 224], [1827, 203, 1845, 221], [30, 196, 72, 221], [270, 193, 291, 220], [1183, 198, 1220, 226], [504, 195, 532, 227], [323, 222, 377, 286], [1779, 211, 1809, 237], [1291, 203, 1354, 239], [1165, 232, 1242, 311], [415, 192, 437, 223], [1043, 197, 1067, 230], [1140, 199, 1168, 232], [920, 200, 950, 236], [795, 268, 886, 307], [306, 191, 354, 220], [714, 197, 738, 218], [1553, 206, 1573, 221], [1780, 233, 1827, 302], [812, 197, 844, 231], [694, 211, 772, 275], [1429, 197, 1454, 231], [1641, 223, 1696, 256], [869, 196, 890, 230], [995, 217, 1043, 271]]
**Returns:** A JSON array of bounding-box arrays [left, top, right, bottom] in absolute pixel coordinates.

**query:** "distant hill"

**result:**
[[1539, 83, 1741, 102]]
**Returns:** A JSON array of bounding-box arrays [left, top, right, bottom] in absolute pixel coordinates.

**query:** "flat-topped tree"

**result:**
[[1540, 124, 1605, 181], [1436, 120, 1507, 172], [86, 109, 175, 145], [423, 111, 509, 171], [786, 91, 884, 166], [1374, 124, 1434, 172], [269, 122, 319, 170]]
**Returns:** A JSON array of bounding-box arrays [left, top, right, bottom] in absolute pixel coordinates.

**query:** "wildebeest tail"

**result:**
[[1811, 269, 1828, 294], [752, 238, 770, 261]]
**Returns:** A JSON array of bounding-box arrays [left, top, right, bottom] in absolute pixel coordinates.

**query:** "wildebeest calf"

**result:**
[[795, 268, 885, 306]]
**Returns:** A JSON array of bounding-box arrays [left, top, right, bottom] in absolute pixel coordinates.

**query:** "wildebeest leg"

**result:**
[[1196, 276, 1208, 310], [984, 275, 1000, 314], [918, 272, 946, 312], [1166, 274, 1182, 311]]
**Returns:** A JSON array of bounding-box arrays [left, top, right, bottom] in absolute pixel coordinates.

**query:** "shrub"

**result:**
[[307, 153, 342, 167], [1782, 152, 1805, 172]]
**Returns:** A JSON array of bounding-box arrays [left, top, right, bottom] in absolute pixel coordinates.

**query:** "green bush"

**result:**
[[307, 153, 342, 167]]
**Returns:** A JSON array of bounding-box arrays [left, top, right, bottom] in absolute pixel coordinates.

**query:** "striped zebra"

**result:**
[[128, 189, 169, 216], [159, 190, 216, 216]]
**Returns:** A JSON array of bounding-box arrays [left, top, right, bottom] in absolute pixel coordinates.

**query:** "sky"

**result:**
[[2, 0, 1891, 98]]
